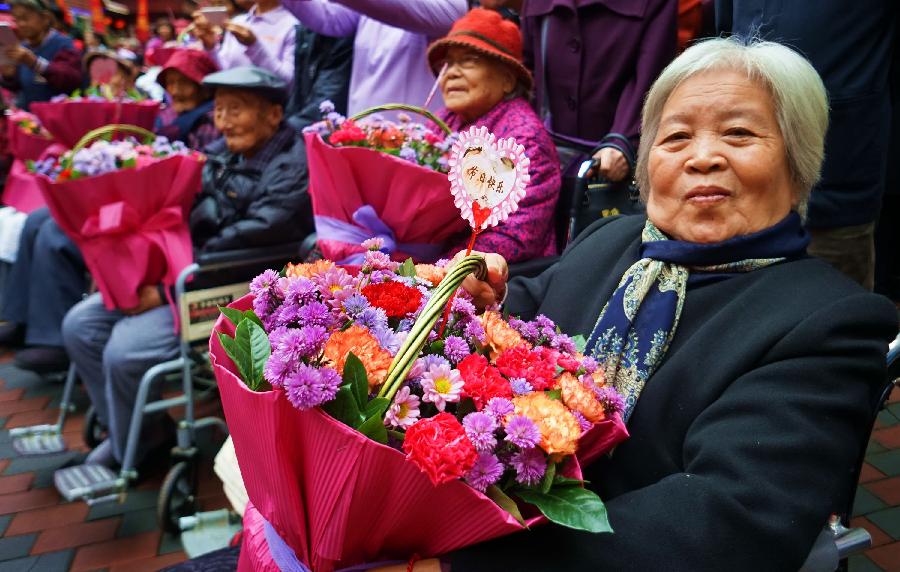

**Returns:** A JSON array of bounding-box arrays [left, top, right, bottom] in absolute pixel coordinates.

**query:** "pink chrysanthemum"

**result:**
[[384, 386, 421, 429], [420, 363, 464, 412]]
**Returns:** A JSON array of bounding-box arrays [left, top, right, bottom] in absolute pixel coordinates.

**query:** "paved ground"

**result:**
[[0, 345, 897, 570], [0, 348, 229, 571]]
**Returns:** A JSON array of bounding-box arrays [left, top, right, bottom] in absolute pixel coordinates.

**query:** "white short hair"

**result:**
[[636, 36, 829, 209]]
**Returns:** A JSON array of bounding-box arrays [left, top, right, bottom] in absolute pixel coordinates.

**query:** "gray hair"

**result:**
[[636, 36, 829, 211]]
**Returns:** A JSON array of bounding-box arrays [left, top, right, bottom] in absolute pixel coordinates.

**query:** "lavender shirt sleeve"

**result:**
[[330, 0, 466, 37], [607, 0, 677, 151], [245, 24, 297, 85], [281, 0, 360, 36]]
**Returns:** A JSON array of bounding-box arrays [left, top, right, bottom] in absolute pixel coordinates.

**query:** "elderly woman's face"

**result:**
[[440, 47, 515, 123], [164, 69, 205, 113], [646, 70, 794, 243], [214, 88, 283, 157]]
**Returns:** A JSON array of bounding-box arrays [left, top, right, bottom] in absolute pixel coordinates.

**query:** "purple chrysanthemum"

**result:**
[[443, 336, 470, 364], [580, 356, 599, 374], [250, 270, 283, 328], [297, 301, 333, 328], [510, 378, 533, 396], [318, 100, 335, 114], [422, 354, 450, 371], [593, 386, 626, 416], [463, 319, 487, 344], [283, 277, 318, 305], [284, 364, 341, 410], [249, 269, 280, 297], [361, 237, 384, 251], [462, 412, 497, 452], [374, 327, 405, 355], [465, 452, 504, 492], [504, 415, 542, 449], [355, 307, 388, 331], [485, 397, 515, 421], [363, 250, 397, 272], [572, 410, 593, 432], [263, 352, 294, 388], [552, 333, 577, 354], [397, 318, 414, 332], [509, 318, 540, 342], [510, 448, 546, 486], [341, 293, 369, 318], [451, 297, 475, 317]]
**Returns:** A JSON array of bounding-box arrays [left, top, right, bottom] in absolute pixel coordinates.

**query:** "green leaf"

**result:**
[[217, 332, 239, 367], [553, 476, 590, 487], [387, 429, 406, 443], [571, 335, 587, 355], [515, 487, 613, 533], [364, 397, 390, 419], [358, 412, 388, 444], [429, 340, 445, 354], [278, 265, 288, 278], [242, 309, 264, 329], [343, 353, 369, 409], [219, 306, 244, 326], [541, 461, 557, 494], [486, 485, 527, 527], [398, 258, 417, 278], [322, 386, 363, 428], [232, 319, 271, 390], [545, 389, 562, 401]]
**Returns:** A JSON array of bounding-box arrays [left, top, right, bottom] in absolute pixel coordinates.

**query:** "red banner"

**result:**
[[90, 0, 105, 33], [54, 0, 73, 25], [135, 0, 149, 43]]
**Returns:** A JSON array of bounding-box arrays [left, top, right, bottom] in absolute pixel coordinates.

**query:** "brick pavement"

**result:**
[[0, 348, 229, 571]]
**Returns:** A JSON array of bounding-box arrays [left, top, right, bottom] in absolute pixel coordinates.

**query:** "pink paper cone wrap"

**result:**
[[3, 142, 66, 213], [212, 296, 629, 572], [304, 133, 467, 263], [30, 101, 160, 148], [7, 122, 56, 161], [36, 155, 202, 310]]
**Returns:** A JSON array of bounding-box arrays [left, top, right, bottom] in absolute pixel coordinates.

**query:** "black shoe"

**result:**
[[0, 322, 24, 347], [14, 346, 69, 374]]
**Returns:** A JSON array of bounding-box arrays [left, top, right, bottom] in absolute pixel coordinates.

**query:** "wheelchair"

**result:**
[[12, 237, 315, 532]]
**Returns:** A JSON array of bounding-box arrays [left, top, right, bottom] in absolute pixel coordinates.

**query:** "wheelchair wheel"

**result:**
[[82, 406, 106, 449], [158, 461, 197, 535]]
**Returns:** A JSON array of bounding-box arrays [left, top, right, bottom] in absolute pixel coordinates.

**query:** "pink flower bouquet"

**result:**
[[212, 246, 629, 571], [2, 112, 62, 213], [303, 102, 468, 264], [32, 128, 203, 310], [31, 94, 159, 148]]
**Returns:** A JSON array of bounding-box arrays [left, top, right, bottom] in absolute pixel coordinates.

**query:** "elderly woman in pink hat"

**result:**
[[154, 49, 221, 150], [429, 8, 561, 264]]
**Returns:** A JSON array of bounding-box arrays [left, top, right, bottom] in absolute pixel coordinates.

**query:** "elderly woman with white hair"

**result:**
[[395, 37, 899, 571]]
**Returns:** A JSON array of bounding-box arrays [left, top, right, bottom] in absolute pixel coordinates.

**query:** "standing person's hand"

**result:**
[[121, 285, 164, 316], [6, 46, 36, 69], [451, 250, 509, 311], [192, 11, 219, 50], [590, 146, 629, 182], [224, 23, 257, 46]]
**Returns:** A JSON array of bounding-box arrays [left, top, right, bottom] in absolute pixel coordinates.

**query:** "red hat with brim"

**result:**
[[427, 8, 532, 91], [157, 49, 220, 88]]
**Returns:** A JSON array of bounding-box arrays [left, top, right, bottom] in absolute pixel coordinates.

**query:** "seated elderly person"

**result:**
[[408, 37, 898, 571], [428, 9, 560, 263], [60, 66, 314, 471], [154, 49, 220, 150], [84, 49, 141, 96]]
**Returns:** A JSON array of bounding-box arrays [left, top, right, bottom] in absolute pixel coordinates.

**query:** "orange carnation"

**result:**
[[481, 311, 530, 359], [513, 392, 581, 459], [285, 259, 335, 279], [559, 372, 605, 423], [323, 325, 393, 390], [414, 264, 446, 287]]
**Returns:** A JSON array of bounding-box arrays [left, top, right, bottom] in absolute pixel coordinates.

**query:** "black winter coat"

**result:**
[[451, 216, 898, 571], [189, 124, 313, 253], [285, 25, 353, 132]]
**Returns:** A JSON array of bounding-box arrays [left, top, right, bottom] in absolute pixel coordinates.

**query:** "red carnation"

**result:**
[[329, 120, 367, 145], [495, 344, 558, 391], [361, 281, 423, 318], [403, 413, 478, 486], [458, 353, 513, 410]]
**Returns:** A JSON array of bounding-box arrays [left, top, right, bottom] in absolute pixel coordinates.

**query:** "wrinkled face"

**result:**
[[213, 88, 282, 157], [12, 5, 49, 44], [439, 46, 515, 123], [163, 69, 205, 113], [646, 69, 795, 243]]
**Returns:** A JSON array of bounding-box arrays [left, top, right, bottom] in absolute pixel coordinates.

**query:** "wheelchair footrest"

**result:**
[[12, 431, 67, 456], [54, 464, 122, 503]]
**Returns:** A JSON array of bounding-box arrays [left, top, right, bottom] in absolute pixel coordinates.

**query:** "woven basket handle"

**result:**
[[349, 103, 452, 136]]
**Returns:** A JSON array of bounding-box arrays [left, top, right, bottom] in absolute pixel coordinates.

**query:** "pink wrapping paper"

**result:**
[[2, 141, 66, 213], [240, 502, 282, 572], [30, 101, 160, 148], [212, 296, 629, 572], [36, 155, 202, 310], [7, 122, 56, 161], [305, 133, 468, 263]]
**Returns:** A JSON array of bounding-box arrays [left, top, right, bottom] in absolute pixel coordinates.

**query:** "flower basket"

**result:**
[[35, 125, 203, 310], [30, 100, 160, 148], [306, 104, 468, 264], [3, 118, 64, 213]]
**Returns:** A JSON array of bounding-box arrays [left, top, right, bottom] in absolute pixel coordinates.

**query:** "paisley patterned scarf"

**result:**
[[586, 212, 810, 421]]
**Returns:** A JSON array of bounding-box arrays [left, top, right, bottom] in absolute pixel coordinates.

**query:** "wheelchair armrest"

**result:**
[[195, 241, 306, 271], [508, 256, 559, 279]]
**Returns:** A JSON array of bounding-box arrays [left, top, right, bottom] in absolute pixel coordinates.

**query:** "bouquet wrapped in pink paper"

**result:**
[[3, 112, 64, 213], [31, 125, 203, 310], [212, 247, 629, 572], [7, 111, 55, 161], [31, 93, 160, 148], [303, 102, 468, 264]]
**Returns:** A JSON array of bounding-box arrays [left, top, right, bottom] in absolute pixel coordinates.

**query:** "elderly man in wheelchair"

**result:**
[[53, 66, 314, 497]]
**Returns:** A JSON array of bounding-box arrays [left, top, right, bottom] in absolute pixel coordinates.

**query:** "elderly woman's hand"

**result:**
[[451, 250, 509, 311], [591, 147, 630, 182], [224, 23, 257, 46]]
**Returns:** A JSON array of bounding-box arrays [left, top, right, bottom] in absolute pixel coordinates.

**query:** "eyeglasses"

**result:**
[[440, 53, 484, 71]]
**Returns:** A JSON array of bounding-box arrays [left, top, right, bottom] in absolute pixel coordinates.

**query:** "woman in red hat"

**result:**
[[428, 8, 562, 264], [154, 49, 221, 150]]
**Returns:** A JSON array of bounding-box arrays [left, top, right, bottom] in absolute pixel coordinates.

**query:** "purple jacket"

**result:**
[[282, 0, 466, 114], [437, 97, 562, 263], [522, 0, 677, 159]]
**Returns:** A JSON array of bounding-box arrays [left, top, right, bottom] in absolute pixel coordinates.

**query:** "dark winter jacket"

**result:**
[[285, 25, 353, 131], [1, 30, 82, 110]]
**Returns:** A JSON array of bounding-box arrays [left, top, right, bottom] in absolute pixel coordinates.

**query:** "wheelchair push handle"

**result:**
[[349, 103, 453, 136], [72, 124, 156, 153]]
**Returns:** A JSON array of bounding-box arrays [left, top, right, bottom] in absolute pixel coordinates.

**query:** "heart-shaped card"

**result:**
[[447, 125, 530, 231]]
